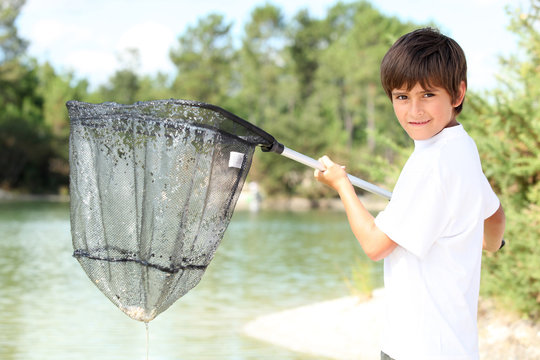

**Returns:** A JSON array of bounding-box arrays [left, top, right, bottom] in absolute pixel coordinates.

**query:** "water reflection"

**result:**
[[0, 202, 382, 360]]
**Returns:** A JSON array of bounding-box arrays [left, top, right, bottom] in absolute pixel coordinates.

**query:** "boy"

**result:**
[[314, 28, 506, 360]]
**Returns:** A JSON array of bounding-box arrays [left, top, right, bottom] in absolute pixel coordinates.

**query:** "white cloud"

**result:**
[[469, 0, 510, 5], [28, 19, 94, 52], [20, 0, 87, 12], [64, 50, 118, 85], [116, 21, 176, 74], [28, 19, 66, 48]]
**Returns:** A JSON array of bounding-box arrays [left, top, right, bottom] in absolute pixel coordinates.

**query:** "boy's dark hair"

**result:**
[[380, 27, 467, 114]]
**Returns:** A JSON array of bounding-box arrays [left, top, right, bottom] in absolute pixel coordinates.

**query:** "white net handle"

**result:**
[[280, 146, 392, 200]]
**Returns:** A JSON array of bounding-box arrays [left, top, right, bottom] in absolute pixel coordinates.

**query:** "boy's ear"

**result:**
[[453, 81, 467, 107]]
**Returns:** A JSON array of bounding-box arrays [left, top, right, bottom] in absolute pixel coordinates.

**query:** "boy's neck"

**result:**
[[445, 118, 459, 128]]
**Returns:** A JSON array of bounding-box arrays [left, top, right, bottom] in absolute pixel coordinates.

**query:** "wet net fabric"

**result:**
[[68, 100, 267, 322]]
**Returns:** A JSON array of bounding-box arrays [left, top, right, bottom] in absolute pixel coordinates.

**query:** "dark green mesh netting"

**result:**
[[67, 99, 269, 322]]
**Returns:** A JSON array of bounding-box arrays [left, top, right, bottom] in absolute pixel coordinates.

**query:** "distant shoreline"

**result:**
[[0, 189, 69, 203], [0, 188, 388, 212], [236, 191, 388, 213]]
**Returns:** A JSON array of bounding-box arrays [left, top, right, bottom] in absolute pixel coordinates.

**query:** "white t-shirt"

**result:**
[[374, 125, 500, 360]]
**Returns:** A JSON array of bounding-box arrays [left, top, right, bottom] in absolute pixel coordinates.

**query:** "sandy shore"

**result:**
[[244, 289, 540, 360]]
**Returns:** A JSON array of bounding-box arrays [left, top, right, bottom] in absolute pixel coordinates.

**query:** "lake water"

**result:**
[[0, 201, 382, 360]]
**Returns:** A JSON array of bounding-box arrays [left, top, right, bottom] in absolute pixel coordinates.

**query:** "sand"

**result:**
[[243, 289, 540, 360]]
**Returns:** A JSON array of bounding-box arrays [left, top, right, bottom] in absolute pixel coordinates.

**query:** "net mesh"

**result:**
[[68, 99, 267, 322]]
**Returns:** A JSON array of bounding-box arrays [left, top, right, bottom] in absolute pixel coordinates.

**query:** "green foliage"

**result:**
[[480, 204, 540, 319], [169, 13, 235, 105], [0, 0, 28, 62], [461, 1, 540, 319], [0, 1, 44, 190], [96, 49, 141, 104], [0, 60, 51, 191]]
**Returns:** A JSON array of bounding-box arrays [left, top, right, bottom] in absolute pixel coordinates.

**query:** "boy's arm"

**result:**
[[483, 204, 506, 252], [315, 156, 397, 261]]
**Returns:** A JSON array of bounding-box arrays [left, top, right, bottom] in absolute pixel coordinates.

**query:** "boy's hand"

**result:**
[[315, 155, 397, 261], [314, 155, 351, 192]]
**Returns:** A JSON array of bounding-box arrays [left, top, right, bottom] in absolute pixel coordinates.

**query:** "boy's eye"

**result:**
[[395, 95, 407, 100], [423, 92, 435, 98]]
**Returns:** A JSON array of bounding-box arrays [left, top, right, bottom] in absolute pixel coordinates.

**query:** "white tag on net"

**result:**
[[229, 152, 245, 169]]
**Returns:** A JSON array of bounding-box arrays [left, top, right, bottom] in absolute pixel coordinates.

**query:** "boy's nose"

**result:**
[[411, 100, 424, 116]]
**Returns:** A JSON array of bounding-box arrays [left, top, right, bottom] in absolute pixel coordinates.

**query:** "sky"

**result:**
[[16, 0, 527, 91]]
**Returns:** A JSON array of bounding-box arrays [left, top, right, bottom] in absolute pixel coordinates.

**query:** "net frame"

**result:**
[[68, 99, 273, 322]]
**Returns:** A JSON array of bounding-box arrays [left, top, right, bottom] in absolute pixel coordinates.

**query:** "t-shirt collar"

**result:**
[[414, 123, 465, 150]]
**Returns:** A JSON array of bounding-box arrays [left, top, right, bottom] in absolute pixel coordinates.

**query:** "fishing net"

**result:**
[[67, 99, 271, 322]]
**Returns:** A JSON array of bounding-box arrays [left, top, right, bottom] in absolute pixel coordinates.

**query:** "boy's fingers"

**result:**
[[319, 156, 345, 171], [319, 155, 335, 168]]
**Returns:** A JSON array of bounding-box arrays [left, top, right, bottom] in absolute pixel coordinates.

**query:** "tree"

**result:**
[[0, 0, 53, 192], [97, 48, 141, 104], [0, 60, 49, 191], [234, 4, 290, 122], [288, 9, 329, 100], [170, 14, 235, 106], [38, 62, 88, 137], [291, 1, 415, 193], [0, 0, 29, 105], [36, 62, 88, 189], [0, 0, 28, 63], [234, 4, 309, 195], [0, 0, 85, 192], [462, 0, 540, 319]]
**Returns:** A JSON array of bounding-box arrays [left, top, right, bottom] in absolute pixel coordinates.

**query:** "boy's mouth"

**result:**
[[409, 119, 431, 126]]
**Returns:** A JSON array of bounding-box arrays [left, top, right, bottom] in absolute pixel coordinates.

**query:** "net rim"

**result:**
[[66, 99, 278, 150]]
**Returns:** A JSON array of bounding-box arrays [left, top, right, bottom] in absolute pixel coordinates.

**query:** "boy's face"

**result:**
[[391, 82, 465, 141]]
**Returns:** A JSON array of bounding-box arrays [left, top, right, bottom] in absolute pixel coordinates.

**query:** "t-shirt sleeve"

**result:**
[[481, 173, 500, 218], [375, 163, 450, 259]]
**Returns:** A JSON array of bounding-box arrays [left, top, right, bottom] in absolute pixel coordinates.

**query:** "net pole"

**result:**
[[280, 146, 392, 200]]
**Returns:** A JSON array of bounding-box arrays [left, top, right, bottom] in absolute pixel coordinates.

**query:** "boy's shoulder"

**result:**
[[424, 125, 476, 158], [411, 126, 480, 180], [438, 126, 478, 162]]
